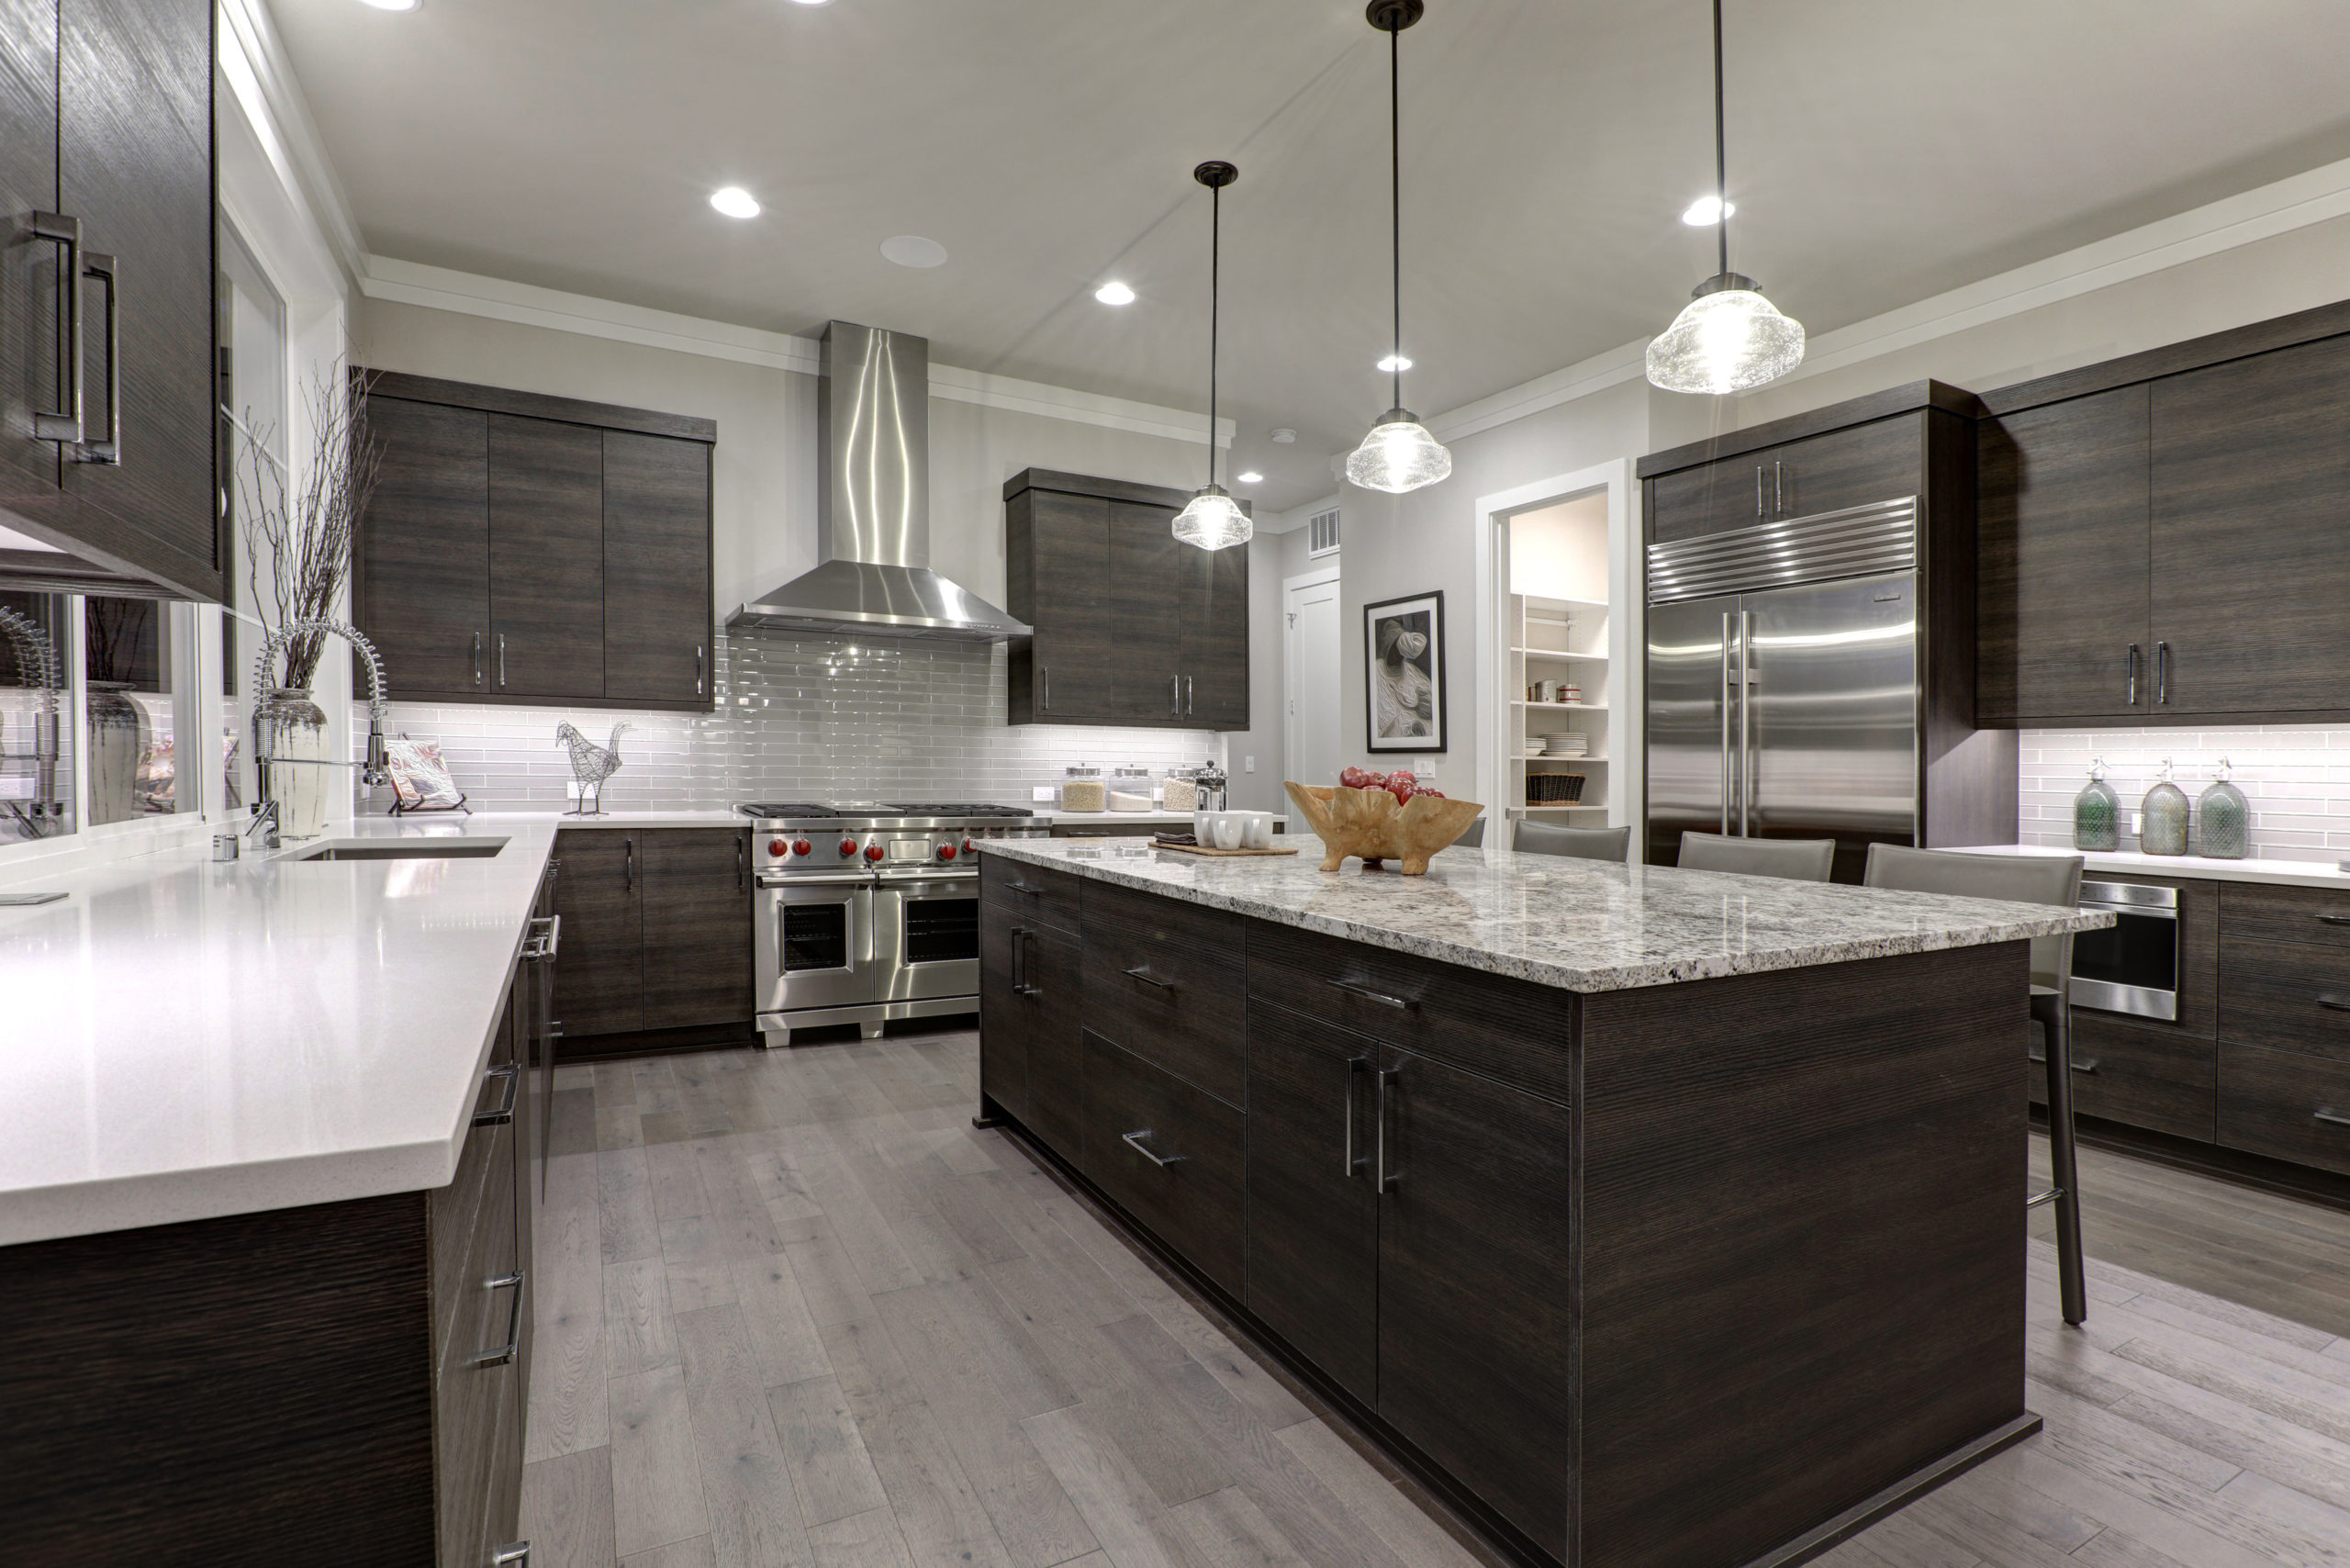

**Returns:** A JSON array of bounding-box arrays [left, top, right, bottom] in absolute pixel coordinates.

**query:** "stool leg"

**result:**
[[2042, 999, 2088, 1326]]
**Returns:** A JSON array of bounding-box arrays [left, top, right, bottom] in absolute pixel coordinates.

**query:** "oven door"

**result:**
[[2071, 880, 2180, 1022], [876, 871, 980, 1004], [757, 875, 881, 1014]]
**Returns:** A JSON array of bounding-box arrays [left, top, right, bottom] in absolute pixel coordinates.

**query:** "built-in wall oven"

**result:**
[[2071, 880, 2179, 1022]]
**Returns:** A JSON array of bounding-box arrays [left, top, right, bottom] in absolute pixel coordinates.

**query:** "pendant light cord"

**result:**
[[1209, 180, 1220, 489], [1712, 0, 1729, 278], [1390, 18, 1403, 409]]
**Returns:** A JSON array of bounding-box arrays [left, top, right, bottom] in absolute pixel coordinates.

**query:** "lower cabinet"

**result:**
[[2218, 1041, 2350, 1177], [552, 826, 753, 1051], [1081, 1030, 1246, 1294], [2031, 1011, 2216, 1142]]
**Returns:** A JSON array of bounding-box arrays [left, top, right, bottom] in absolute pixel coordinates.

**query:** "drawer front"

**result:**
[[979, 855, 1082, 935], [2221, 879, 2350, 950], [436, 1118, 518, 1568], [2219, 935, 2350, 1064], [1245, 917, 1573, 1104], [2030, 1012, 2214, 1141], [1083, 884, 1246, 1106], [1081, 1031, 1246, 1294], [2218, 1042, 2350, 1177], [427, 1080, 503, 1358]]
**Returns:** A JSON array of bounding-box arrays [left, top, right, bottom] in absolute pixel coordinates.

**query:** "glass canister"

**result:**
[[2073, 759, 2121, 852], [2140, 758, 2190, 857], [1108, 764, 1155, 812], [1058, 763, 1105, 812], [1161, 767, 1202, 814], [2197, 756, 2250, 859]]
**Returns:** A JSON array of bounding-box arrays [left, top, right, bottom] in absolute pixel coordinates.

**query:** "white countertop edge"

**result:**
[[1956, 843, 2350, 890]]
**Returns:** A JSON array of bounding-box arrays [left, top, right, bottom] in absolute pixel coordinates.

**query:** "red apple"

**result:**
[[1388, 769, 1415, 787], [1339, 766, 1371, 790]]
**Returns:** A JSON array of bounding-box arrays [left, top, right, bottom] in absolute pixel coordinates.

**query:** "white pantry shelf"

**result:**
[[1512, 646, 1607, 662], [1513, 700, 1606, 711]]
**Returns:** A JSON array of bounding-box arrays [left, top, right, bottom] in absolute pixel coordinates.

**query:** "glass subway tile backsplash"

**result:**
[[351, 627, 1217, 813], [2020, 725, 2350, 863]]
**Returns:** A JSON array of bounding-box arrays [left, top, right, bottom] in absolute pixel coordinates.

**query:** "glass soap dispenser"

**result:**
[[2141, 758, 2190, 857], [2197, 756, 2250, 860], [2073, 759, 2120, 852]]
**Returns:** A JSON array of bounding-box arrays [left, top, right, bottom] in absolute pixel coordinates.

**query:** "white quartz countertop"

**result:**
[[1956, 842, 2350, 890], [977, 835, 2108, 994], [0, 814, 554, 1245]]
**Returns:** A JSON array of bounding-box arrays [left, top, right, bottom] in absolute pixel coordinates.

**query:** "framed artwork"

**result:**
[[1363, 590, 1447, 753]]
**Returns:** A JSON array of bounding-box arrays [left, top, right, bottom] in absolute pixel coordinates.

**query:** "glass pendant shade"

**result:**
[[1171, 485, 1252, 551], [1646, 274, 1806, 395], [1346, 409, 1452, 494]]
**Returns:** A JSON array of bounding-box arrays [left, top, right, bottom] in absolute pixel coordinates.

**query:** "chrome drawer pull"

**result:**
[[2316, 915, 2350, 926], [2315, 1108, 2350, 1129], [1374, 1067, 1401, 1192], [1329, 977, 1414, 1010], [29, 213, 83, 442], [522, 914, 562, 962], [2317, 994, 2350, 1013], [473, 1062, 520, 1126], [470, 1271, 527, 1367], [1122, 1129, 1186, 1168], [1122, 966, 1176, 991], [1003, 879, 1042, 896], [492, 1546, 532, 1566], [74, 252, 120, 465], [2026, 1048, 2098, 1074]]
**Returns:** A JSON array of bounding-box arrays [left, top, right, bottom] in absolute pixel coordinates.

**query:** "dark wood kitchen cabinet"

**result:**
[[1004, 468, 1249, 731], [979, 857, 1084, 1150], [355, 373, 715, 711], [0, 0, 220, 602], [552, 826, 752, 1055], [1647, 409, 1928, 545]]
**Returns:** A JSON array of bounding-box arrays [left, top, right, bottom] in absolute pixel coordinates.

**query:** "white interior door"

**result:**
[[1285, 572, 1342, 790]]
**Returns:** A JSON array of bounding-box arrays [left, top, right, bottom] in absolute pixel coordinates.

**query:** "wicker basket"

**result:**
[[1527, 771, 1586, 804]]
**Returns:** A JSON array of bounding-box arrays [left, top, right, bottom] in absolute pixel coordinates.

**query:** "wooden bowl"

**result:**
[[1283, 782, 1485, 876]]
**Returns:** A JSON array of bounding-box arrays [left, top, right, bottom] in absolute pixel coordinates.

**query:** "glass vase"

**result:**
[[263, 687, 332, 842], [85, 680, 145, 826], [2140, 760, 2189, 857], [2072, 763, 2120, 852], [2197, 758, 2250, 860]]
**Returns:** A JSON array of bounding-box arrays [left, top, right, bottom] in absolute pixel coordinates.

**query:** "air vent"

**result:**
[[1307, 508, 1341, 558]]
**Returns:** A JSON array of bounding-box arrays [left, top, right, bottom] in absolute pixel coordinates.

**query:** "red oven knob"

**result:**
[[792, 839, 812, 857], [938, 843, 957, 861], [961, 838, 975, 855], [838, 838, 857, 857], [865, 844, 886, 861], [768, 838, 787, 857]]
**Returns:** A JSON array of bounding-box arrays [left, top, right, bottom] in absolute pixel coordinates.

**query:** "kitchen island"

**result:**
[[975, 834, 2109, 1568]]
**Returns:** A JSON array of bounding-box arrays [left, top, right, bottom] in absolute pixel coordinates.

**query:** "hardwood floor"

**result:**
[[523, 1031, 2350, 1568]]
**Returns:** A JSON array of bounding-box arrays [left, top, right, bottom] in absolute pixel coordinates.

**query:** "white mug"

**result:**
[[1240, 811, 1273, 850], [1193, 810, 1214, 843], [1211, 813, 1244, 851]]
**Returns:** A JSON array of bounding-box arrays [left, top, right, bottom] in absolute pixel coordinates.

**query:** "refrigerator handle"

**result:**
[[1719, 611, 1734, 835], [1739, 610, 1755, 837]]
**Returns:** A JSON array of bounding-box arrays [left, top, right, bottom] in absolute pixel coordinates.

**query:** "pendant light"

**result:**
[[1172, 160, 1253, 552], [1645, 0, 1805, 396], [1345, 0, 1451, 495]]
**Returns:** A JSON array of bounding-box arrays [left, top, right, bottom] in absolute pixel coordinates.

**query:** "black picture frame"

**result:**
[[1363, 589, 1447, 753]]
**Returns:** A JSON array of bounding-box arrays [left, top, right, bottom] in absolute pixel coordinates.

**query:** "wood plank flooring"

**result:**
[[523, 1032, 2350, 1568]]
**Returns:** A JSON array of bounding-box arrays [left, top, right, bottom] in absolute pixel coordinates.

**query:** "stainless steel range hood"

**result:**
[[729, 322, 1031, 641]]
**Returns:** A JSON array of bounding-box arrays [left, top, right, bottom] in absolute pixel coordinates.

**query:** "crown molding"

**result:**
[[1427, 338, 1650, 443]]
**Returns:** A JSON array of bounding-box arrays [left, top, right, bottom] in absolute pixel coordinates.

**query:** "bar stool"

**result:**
[[1515, 821, 1631, 862], [1863, 844, 2087, 1326], [1677, 830, 1836, 881]]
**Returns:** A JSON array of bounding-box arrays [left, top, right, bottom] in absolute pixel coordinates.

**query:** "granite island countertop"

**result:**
[[0, 814, 556, 1245], [977, 834, 2109, 994]]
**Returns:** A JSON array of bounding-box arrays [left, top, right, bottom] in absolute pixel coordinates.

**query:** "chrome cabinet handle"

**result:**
[[29, 213, 83, 442], [735, 834, 744, 889], [1739, 609, 1754, 836], [624, 838, 633, 894], [473, 631, 483, 687], [498, 633, 507, 688], [73, 252, 120, 464], [1122, 965, 1175, 991], [1002, 879, 1042, 896], [1016, 930, 1042, 997], [1186, 675, 1193, 716], [1342, 1057, 1370, 1178], [696, 644, 706, 697], [1328, 977, 1414, 1010], [2027, 1048, 2098, 1073], [1009, 925, 1026, 994], [1122, 1129, 1186, 1168], [473, 1062, 520, 1125], [1773, 460, 1785, 514], [1042, 666, 1050, 711], [523, 913, 561, 962], [2315, 914, 2350, 927], [469, 1271, 527, 1367], [2154, 641, 2170, 705], [2316, 1109, 2350, 1129], [2125, 644, 2140, 706], [1754, 465, 1765, 518], [2317, 994, 2350, 1013], [491, 1547, 532, 1566], [1719, 611, 1733, 835], [1374, 1066, 1400, 1192], [1169, 674, 1181, 717]]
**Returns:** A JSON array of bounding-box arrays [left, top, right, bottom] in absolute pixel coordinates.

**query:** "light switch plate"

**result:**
[[1244, 755, 1255, 773], [1032, 785, 1056, 802]]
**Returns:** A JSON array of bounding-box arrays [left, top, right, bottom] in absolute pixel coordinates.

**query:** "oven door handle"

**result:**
[[2079, 901, 2178, 922], [880, 872, 979, 886], [760, 873, 877, 888]]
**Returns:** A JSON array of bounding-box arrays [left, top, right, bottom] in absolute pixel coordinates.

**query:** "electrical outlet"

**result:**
[[1032, 785, 1055, 802], [1243, 755, 1255, 773]]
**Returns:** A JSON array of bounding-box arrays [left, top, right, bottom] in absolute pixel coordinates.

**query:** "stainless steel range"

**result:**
[[739, 802, 1046, 1046]]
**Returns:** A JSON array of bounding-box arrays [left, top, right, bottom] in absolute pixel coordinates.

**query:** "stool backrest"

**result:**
[[1677, 831, 1836, 882], [1514, 821, 1629, 862], [1862, 844, 2083, 992], [1453, 816, 1485, 849]]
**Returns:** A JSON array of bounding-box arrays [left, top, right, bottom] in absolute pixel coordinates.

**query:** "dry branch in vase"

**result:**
[[235, 365, 384, 691]]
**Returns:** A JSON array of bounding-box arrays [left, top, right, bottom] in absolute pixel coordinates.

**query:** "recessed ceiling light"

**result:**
[[1093, 281, 1136, 306], [359, 0, 420, 11], [1269, 428, 1297, 444], [1376, 353, 1413, 374], [1236, 471, 1264, 484], [1681, 194, 1735, 226], [881, 235, 948, 269], [710, 186, 761, 219]]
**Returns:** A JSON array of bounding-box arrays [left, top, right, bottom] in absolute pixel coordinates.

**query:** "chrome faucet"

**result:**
[[250, 620, 395, 809], [241, 801, 281, 853]]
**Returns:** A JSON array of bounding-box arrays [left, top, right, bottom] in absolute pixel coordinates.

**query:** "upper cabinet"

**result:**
[[0, 0, 220, 601], [354, 373, 715, 711], [1978, 302, 2350, 726], [1004, 469, 1249, 732], [1648, 415, 1927, 545]]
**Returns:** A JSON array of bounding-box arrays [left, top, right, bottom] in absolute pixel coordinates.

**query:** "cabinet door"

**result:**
[[1011, 488, 1115, 722], [1182, 532, 1248, 729], [1, 0, 61, 498], [1649, 455, 1773, 543], [1024, 924, 1083, 1154], [360, 397, 489, 699], [488, 413, 604, 700], [56, 0, 217, 592], [1109, 498, 1188, 724], [1242, 1000, 1378, 1404], [1765, 415, 1920, 520], [979, 914, 1032, 1120], [638, 829, 752, 1030], [603, 431, 711, 706], [1977, 386, 2151, 722], [551, 829, 643, 1041], [2151, 333, 2350, 716], [1377, 1047, 1573, 1560]]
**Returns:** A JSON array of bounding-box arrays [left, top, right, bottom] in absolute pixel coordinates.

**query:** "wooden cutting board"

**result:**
[[1149, 839, 1299, 857]]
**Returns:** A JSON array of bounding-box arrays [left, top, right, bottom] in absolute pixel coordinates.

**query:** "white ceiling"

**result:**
[[274, 0, 2350, 509]]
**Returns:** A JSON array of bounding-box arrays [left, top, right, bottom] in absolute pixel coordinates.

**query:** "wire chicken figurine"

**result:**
[[555, 721, 631, 816]]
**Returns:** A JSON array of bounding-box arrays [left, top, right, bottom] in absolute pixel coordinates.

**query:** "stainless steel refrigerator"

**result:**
[[1646, 497, 1982, 882]]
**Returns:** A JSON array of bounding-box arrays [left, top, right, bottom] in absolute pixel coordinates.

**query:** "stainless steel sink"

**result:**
[[286, 838, 509, 861]]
